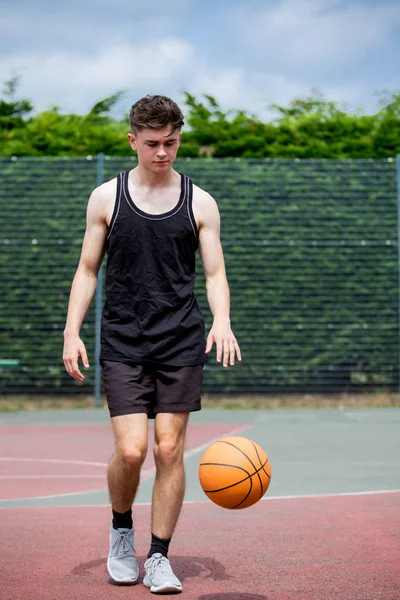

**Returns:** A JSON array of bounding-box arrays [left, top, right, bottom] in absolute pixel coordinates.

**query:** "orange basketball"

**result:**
[[198, 436, 272, 509]]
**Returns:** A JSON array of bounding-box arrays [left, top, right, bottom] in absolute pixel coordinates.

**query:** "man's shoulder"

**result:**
[[91, 176, 118, 202], [87, 176, 119, 223], [192, 181, 215, 205], [191, 182, 219, 227]]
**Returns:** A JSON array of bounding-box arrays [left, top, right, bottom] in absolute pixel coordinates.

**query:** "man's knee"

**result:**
[[118, 444, 147, 469], [154, 437, 184, 467]]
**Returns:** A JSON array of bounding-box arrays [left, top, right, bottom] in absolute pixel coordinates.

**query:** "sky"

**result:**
[[1, 0, 399, 121]]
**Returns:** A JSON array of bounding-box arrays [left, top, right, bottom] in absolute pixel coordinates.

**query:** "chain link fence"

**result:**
[[0, 156, 398, 398]]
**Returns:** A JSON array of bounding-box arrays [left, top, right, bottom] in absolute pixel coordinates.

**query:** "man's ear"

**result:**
[[127, 132, 137, 151]]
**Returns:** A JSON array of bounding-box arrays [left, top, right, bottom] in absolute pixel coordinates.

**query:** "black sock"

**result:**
[[112, 508, 133, 530], [148, 533, 171, 558]]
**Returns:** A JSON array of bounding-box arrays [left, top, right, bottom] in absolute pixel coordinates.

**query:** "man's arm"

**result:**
[[196, 189, 241, 367], [63, 187, 108, 381]]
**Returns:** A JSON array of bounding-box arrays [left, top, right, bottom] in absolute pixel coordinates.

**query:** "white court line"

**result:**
[[265, 488, 400, 501], [0, 424, 249, 504], [59, 487, 400, 506], [1, 488, 399, 510], [0, 475, 106, 480], [0, 488, 109, 503], [0, 458, 108, 467], [93, 487, 400, 506]]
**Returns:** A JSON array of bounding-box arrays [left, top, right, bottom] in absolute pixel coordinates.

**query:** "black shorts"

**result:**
[[102, 360, 203, 419]]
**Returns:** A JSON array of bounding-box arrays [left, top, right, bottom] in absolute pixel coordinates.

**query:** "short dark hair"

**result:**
[[129, 95, 184, 133]]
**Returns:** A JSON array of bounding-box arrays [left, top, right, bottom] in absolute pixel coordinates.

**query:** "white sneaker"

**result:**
[[143, 553, 182, 594], [107, 525, 138, 583]]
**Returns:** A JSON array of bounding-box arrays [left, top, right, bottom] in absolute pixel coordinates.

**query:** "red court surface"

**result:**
[[1, 492, 399, 600], [1, 417, 400, 599], [0, 423, 244, 500]]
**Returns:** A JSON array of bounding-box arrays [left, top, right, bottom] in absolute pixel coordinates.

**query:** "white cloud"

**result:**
[[187, 68, 312, 120], [0, 0, 396, 120], [0, 38, 332, 120], [0, 37, 377, 120], [0, 39, 195, 113], [232, 0, 400, 70], [0, 3, 189, 56]]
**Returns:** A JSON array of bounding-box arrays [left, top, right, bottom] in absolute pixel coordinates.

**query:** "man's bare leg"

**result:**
[[107, 413, 148, 511], [107, 413, 148, 584], [151, 411, 189, 540], [143, 412, 188, 593]]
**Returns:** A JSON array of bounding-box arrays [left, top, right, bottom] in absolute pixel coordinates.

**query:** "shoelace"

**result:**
[[113, 531, 134, 555], [148, 555, 170, 577]]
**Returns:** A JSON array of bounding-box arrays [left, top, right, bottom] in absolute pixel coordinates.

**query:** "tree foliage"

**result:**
[[0, 76, 33, 132], [0, 80, 399, 157]]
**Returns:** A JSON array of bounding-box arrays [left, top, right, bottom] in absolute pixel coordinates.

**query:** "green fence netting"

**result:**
[[0, 156, 398, 396]]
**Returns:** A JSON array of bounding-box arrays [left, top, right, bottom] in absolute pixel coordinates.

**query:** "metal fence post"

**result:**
[[397, 155, 400, 398], [94, 153, 104, 407]]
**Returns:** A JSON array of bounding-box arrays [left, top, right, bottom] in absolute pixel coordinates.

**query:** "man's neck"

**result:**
[[132, 165, 177, 189]]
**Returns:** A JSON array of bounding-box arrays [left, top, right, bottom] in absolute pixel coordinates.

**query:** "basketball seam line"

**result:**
[[199, 459, 270, 493], [234, 475, 253, 509], [214, 440, 269, 476], [250, 441, 265, 500], [251, 441, 270, 500]]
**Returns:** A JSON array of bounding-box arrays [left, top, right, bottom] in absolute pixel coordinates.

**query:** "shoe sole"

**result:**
[[107, 558, 139, 584], [143, 578, 182, 594]]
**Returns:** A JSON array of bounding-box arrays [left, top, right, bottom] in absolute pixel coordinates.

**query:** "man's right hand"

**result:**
[[63, 334, 90, 381]]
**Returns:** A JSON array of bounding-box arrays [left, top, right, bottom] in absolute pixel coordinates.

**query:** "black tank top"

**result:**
[[100, 170, 206, 366]]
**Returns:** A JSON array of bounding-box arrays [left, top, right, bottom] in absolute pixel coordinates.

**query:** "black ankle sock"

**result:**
[[112, 508, 133, 530], [148, 533, 171, 558]]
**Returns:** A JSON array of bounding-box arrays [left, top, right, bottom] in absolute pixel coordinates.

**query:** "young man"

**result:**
[[63, 95, 241, 594]]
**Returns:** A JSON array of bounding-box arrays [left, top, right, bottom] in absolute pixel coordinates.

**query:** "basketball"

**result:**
[[198, 436, 271, 509]]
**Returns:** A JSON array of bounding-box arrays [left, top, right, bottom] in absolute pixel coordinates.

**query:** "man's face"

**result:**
[[127, 126, 182, 171]]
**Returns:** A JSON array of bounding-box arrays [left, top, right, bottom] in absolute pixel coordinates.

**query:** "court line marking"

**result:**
[[265, 488, 400, 501], [0, 424, 249, 504], [1, 488, 399, 510], [0, 458, 108, 467], [87, 487, 400, 504], [0, 475, 106, 480], [0, 488, 109, 503]]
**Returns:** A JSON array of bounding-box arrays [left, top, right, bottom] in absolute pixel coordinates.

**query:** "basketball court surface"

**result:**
[[1, 407, 399, 599]]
